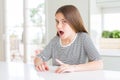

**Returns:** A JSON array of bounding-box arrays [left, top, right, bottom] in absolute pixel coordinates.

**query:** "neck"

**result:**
[[61, 33, 77, 45]]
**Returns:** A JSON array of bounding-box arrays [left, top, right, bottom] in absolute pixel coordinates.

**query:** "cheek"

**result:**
[[56, 25, 59, 30], [65, 26, 73, 32], [64, 28, 71, 35]]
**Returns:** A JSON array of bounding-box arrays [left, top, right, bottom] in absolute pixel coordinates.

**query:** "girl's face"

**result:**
[[55, 13, 76, 40]]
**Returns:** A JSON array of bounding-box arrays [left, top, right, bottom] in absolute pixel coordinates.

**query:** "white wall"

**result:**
[[45, 0, 90, 43], [0, 0, 90, 61], [90, 0, 120, 71], [89, 0, 102, 48], [96, 0, 120, 8], [0, 0, 5, 61]]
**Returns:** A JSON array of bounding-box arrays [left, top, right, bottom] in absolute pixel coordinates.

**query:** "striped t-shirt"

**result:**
[[37, 32, 101, 66]]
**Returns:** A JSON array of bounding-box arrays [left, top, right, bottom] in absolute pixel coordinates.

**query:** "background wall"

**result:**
[[0, 0, 5, 61], [90, 0, 120, 71], [0, 0, 90, 61], [89, 0, 102, 47], [45, 0, 90, 43]]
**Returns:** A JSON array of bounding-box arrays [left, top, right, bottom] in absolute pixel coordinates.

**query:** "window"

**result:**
[[90, 1, 120, 50], [5, 0, 45, 63], [99, 7, 120, 49], [102, 7, 120, 31]]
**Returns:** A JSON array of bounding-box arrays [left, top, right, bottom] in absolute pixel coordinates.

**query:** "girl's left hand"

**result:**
[[55, 59, 75, 73]]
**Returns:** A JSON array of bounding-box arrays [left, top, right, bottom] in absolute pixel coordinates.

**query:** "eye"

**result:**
[[55, 19, 59, 24], [62, 20, 67, 24]]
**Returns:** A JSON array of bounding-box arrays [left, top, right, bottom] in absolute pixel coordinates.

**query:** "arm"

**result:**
[[34, 44, 51, 72], [34, 42, 52, 71], [81, 33, 103, 70], [55, 33, 103, 73], [34, 56, 49, 71], [55, 59, 103, 73], [74, 60, 103, 71], [34, 36, 58, 71]]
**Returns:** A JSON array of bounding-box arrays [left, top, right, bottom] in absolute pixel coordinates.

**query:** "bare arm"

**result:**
[[55, 59, 103, 73], [34, 57, 49, 71], [74, 60, 103, 71]]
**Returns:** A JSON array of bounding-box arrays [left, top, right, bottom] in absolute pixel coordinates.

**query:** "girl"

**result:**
[[34, 5, 103, 73]]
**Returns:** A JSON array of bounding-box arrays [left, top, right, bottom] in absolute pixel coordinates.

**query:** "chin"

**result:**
[[61, 36, 67, 40], [59, 35, 64, 39]]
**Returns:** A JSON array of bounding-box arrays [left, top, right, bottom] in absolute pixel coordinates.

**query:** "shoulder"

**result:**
[[51, 35, 59, 42], [48, 35, 59, 45], [77, 32, 90, 39], [76, 32, 92, 45]]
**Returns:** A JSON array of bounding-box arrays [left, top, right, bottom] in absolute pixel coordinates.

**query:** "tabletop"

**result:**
[[0, 62, 120, 80]]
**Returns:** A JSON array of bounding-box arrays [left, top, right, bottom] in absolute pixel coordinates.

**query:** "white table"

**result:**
[[0, 62, 120, 80]]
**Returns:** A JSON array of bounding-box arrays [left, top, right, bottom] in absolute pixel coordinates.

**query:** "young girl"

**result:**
[[34, 5, 103, 73]]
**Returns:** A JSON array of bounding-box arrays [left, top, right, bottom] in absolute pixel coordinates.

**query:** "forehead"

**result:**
[[55, 13, 65, 20]]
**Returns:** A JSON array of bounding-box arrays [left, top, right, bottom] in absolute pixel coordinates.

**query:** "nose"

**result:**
[[57, 22, 62, 29]]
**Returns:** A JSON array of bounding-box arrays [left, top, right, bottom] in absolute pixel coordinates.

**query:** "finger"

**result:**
[[35, 66, 39, 71], [43, 62, 49, 71], [55, 67, 66, 73], [35, 64, 45, 72], [56, 59, 64, 65], [39, 63, 48, 71], [45, 66, 49, 71], [41, 64, 46, 71], [35, 65, 42, 72]]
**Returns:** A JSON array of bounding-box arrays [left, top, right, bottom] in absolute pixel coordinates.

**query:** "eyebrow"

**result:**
[[55, 19, 66, 21]]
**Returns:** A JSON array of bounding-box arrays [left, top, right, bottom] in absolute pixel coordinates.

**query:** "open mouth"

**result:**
[[59, 31, 64, 36]]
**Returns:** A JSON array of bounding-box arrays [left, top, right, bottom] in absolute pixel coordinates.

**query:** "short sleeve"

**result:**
[[83, 34, 101, 62], [37, 36, 57, 61]]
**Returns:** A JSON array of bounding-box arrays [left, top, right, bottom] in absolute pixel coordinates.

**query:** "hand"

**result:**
[[55, 59, 75, 73], [34, 57, 49, 71]]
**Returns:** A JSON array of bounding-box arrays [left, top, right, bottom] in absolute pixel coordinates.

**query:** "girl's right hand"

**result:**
[[34, 57, 49, 71]]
